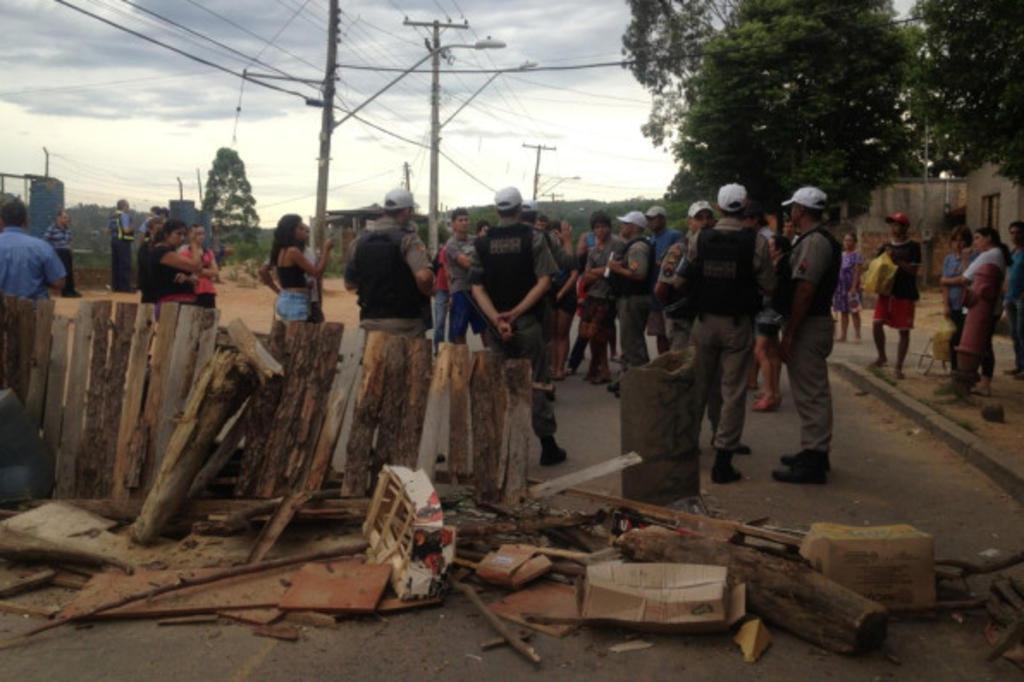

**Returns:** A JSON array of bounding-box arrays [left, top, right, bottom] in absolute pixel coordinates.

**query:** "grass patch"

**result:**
[[867, 365, 898, 386]]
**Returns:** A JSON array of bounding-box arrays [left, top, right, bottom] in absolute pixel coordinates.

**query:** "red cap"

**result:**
[[885, 212, 910, 227]]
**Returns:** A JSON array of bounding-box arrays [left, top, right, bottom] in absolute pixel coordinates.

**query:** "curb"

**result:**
[[830, 360, 1024, 503]]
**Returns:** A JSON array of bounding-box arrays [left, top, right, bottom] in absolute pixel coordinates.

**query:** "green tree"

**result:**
[[202, 147, 260, 236], [624, 0, 913, 208], [916, 0, 1024, 182]]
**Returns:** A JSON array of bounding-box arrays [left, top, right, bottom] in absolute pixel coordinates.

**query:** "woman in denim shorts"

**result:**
[[271, 214, 333, 322]]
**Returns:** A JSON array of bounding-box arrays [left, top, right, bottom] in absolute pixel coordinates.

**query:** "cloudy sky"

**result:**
[[1, 0, 914, 222]]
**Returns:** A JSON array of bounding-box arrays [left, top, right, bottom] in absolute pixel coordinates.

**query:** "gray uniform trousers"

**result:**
[[486, 314, 556, 438], [692, 314, 754, 452], [617, 294, 652, 371], [785, 316, 834, 452], [668, 315, 724, 438]]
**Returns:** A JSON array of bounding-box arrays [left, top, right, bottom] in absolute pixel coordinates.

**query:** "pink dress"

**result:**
[[832, 251, 863, 313]]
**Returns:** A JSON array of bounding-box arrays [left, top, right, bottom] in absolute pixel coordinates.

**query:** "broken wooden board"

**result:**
[[110, 304, 155, 500], [447, 344, 472, 483], [376, 595, 443, 614], [218, 608, 283, 626], [226, 318, 283, 380], [61, 565, 298, 620], [0, 569, 56, 598], [487, 580, 579, 638], [527, 452, 642, 499], [0, 502, 131, 571], [278, 560, 391, 614], [41, 315, 71, 459], [23, 299, 54, 427], [417, 343, 452, 478], [253, 623, 300, 641], [55, 301, 104, 498], [247, 491, 314, 564], [0, 599, 59, 619], [158, 614, 219, 626]]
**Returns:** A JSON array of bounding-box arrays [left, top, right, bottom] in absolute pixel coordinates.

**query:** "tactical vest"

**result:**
[[804, 227, 842, 316], [354, 229, 425, 320], [692, 228, 760, 317], [109, 211, 134, 241], [612, 237, 657, 298], [475, 224, 536, 313]]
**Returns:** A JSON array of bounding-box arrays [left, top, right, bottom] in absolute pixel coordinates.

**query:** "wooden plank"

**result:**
[[24, 299, 55, 426], [14, 297, 36, 403], [111, 304, 155, 500], [374, 337, 431, 470], [0, 600, 59, 619], [417, 343, 452, 477], [55, 302, 100, 498], [487, 580, 579, 638], [42, 316, 71, 462], [246, 491, 313, 564], [91, 302, 138, 496], [500, 359, 533, 505], [278, 560, 391, 614], [340, 331, 394, 497], [448, 343, 471, 482], [304, 364, 355, 492], [0, 569, 57, 598], [226, 318, 283, 379], [188, 404, 249, 499], [470, 351, 507, 504], [234, 322, 287, 497], [528, 452, 643, 499], [76, 300, 113, 497]]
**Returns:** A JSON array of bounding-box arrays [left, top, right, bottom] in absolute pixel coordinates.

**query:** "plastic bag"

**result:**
[[863, 251, 897, 296], [932, 317, 956, 364]]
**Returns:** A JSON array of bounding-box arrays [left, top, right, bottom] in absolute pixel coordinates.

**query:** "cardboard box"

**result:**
[[800, 523, 935, 609], [477, 545, 552, 589], [577, 563, 745, 633], [363, 466, 455, 600]]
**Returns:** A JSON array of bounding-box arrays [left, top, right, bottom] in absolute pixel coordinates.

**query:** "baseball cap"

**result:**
[[644, 205, 667, 219], [717, 183, 747, 212], [885, 211, 910, 227], [383, 187, 414, 211], [687, 200, 713, 218], [781, 186, 827, 210], [495, 186, 523, 211], [616, 210, 648, 229], [521, 199, 537, 212]]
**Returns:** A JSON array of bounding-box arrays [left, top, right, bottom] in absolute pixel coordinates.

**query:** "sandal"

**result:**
[[752, 396, 781, 412]]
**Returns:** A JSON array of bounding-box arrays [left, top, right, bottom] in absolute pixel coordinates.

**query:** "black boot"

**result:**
[[773, 450, 828, 484], [733, 443, 752, 456], [711, 450, 742, 484], [540, 435, 567, 466], [779, 450, 831, 472]]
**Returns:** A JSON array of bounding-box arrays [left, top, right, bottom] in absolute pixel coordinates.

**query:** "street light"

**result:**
[[538, 175, 580, 195]]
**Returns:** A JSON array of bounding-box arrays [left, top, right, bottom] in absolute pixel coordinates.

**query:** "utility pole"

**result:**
[[404, 18, 470, 255], [547, 193, 564, 204], [313, 0, 340, 250], [196, 168, 204, 204], [404, 162, 411, 190], [43, 147, 49, 178], [523, 143, 556, 201], [176, 177, 184, 201]]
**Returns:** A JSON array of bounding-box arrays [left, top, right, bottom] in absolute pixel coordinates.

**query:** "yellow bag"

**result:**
[[863, 252, 897, 296], [932, 317, 956, 364]]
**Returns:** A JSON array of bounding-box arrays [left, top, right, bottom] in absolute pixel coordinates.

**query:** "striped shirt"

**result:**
[[43, 224, 72, 250]]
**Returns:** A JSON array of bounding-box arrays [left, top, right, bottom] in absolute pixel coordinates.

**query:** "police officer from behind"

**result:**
[[344, 188, 434, 337], [607, 210, 653, 396], [774, 187, 841, 484], [469, 186, 568, 466], [656, 200, 715, 350], [686, 184, 774, 484], [109, 198, 135, 293]]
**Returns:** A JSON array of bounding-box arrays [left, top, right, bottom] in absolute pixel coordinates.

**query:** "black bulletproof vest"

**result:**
[[475, 224, 536, 312], [805, 227, 842, 316], [693, 228, 760, 316], [354, 229, 424, 320], [613, 237, 657, 297]]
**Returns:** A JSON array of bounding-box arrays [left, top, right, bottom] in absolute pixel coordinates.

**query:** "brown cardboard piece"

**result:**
[[476, 545, 553, 589], [577, 563, 745, 634], [799, 523, 935, 609]]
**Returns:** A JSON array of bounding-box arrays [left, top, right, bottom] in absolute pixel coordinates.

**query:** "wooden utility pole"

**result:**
[[523, 143, 556, 201], [313, 0, 340, 250]]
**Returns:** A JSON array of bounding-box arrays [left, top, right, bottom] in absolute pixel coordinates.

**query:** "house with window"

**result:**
[[965, 163, 1024, 239]]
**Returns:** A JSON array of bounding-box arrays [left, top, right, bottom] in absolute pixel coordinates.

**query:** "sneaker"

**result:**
[[779, 450, 831, 472]]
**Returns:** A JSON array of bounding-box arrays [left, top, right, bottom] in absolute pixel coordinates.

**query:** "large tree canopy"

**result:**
[[203, 147, 260, 235], [917, 0, 1024, 183], [624, 0, 913, 208]]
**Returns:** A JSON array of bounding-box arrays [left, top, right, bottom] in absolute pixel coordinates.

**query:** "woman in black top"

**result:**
[[137, 216, 164, 304], [270, 214, 333, 322], [148, 219, 203, 317]]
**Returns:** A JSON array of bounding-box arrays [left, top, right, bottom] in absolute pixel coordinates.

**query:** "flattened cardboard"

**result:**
[[800, 523, 935, 609], [578, 563, 745, 634], [477, 545, 553, 589]]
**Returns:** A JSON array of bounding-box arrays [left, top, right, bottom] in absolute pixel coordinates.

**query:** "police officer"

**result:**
[[656, 200, 714, 351], [109, 198, 134, 292], [522, 200, 577, 346], [470, 186, 567, 466], [607, 210, 653, 396], [687, 184, 775, 484], [344, 188, 434, 337], [774, 187, 841, 484], [645, 205, 682, 354]]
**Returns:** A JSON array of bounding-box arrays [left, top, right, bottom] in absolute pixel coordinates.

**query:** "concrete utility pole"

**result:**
[[404, 18, 470, 255], [196, 167, 204, 204], [313, 0, 340, 250], [404, 162, 411, 190], [523, 143, 556, 201], [43, 147, 49, 178], [177, 177, 184, 201]]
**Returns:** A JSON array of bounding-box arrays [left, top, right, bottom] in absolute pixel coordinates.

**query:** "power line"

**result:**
[[0, 70, 204, 97], [259, 168, 397, 208], [333, 60, 635, 74]]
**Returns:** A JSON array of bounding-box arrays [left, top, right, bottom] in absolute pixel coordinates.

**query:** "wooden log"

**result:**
[[0, 569, 56, 598], [616, 526, 889, 654], [417, 343, 452, 477], [470, 351, 506, 503], [234, 321, 287, 497], [42, 316, 71, 462], [341, 331, 399, 497], [500, 359, 533, 505], [448, 343, 471, 482], [131, 350, 257, 545], [91, 303, 137, 496], [187, 405, 249, 499], [111, 304, 155, 500], [246, 491, 314, 563], [13, 297, 35, 403], [55, 301, 102, 498], [75, 300, 113, 497], [304, 368, 356, 492], [191, 488, 346, 536], [0, 526, 132, 573], [24, 299, 55, 426], [226, 318, 283, 379], [375, 336, 431, 470], [454, 512, 599, 539], [453, 581, 541, 666], [528, 453, 642, 499]]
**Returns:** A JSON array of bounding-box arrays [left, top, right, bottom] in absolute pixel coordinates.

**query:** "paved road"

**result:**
[[3, 330, 1022, 681]]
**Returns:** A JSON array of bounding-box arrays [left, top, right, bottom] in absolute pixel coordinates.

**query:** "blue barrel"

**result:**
[[0, 389, 54, 500]]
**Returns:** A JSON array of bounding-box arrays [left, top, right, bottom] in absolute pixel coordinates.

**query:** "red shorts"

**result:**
[[873, 295, 915, 330]]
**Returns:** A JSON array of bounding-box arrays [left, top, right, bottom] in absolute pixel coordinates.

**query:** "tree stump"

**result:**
[[470, 352, 532, 504]]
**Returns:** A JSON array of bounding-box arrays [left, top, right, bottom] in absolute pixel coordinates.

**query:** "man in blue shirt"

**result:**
[[645, 205, 682, 354], [43, 209, 81, 298], [0, 198, 66, 300], [109, 198, 134, 292], [1007, 220, 1024, 377]]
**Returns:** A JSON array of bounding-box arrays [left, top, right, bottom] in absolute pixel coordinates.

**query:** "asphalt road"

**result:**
[[2, 333, 1022, 681]]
